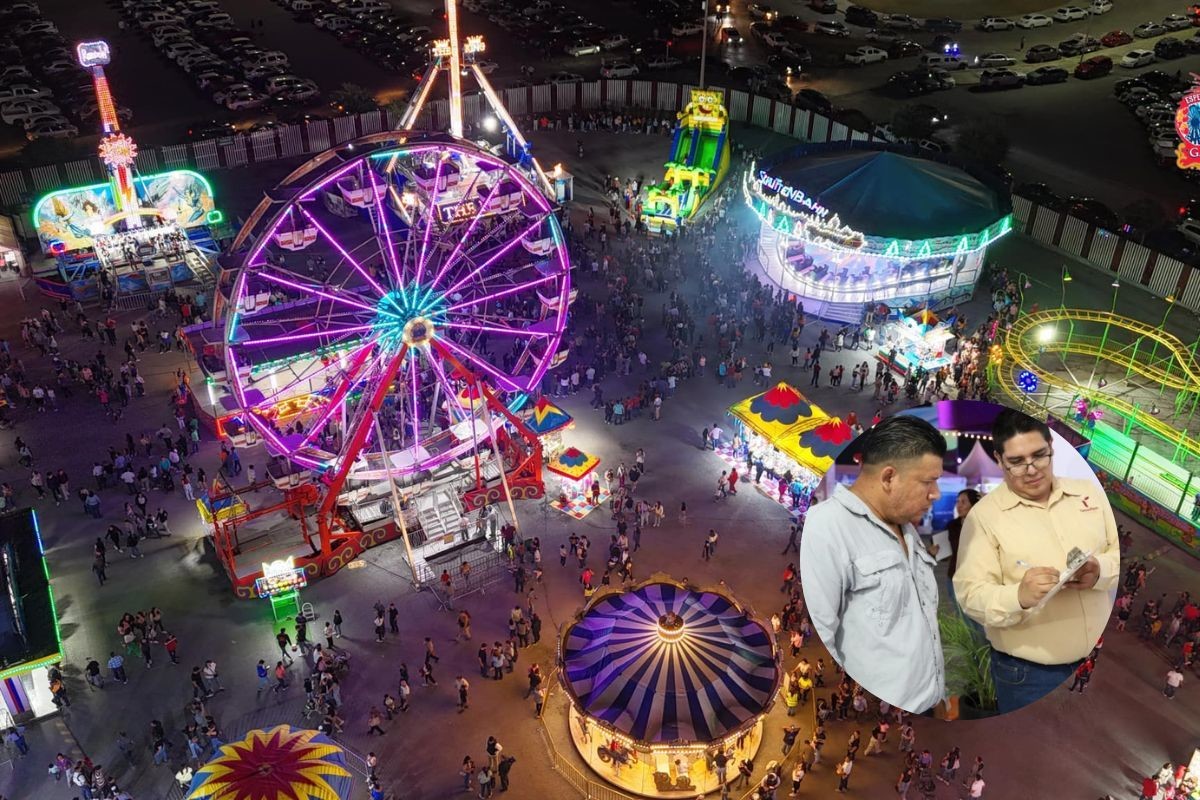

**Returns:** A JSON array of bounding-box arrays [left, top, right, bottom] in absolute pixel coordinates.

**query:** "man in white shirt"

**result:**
[[801, 415, 947, 714]]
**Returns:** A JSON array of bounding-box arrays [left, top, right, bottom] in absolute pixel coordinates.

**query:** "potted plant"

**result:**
[[938, 608, 996, 719]]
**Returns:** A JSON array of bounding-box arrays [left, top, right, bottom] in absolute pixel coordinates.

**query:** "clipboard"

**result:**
[[1028, 546, 1096, 613]]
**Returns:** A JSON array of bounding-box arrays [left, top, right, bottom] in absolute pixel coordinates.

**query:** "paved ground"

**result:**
[[0, 129, 1197, 800]]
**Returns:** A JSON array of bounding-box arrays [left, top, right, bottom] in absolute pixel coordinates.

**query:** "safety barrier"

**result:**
[[4, 80, 1196, 313]]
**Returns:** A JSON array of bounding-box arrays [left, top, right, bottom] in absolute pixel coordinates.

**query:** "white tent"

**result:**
[[957, 439, 1004, 482]]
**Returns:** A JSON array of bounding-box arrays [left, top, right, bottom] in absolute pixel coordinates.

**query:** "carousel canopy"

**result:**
[[562, 581, 779, 744], [775, 416, 855, 476], [729, 382, 829, 442], [186, 725, 351, 800], [527, 396, 572, 435], [547, 446, 599, 480], [758, 150, 1008, 240]]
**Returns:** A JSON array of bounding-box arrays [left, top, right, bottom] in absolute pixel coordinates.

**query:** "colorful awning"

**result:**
[[527, 396, 572, 435], [562, 581, 779, 744], [547, 446, 599, 480], [729, 382, 829, 442], [775, 416, 854, 475], [186, 725, 351, 800]]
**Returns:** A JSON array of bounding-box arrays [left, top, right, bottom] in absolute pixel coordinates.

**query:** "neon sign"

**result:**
[[1175, 81, 1200, 171], [757, 170, 830, 219], [76, 39, 111, 68]]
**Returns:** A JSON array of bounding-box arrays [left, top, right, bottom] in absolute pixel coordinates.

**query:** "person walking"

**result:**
[[836, 754, 854, 792], [1164, 665, 1184, 698], [108, 652, 128, 684], [333, 609, 343, 637], [1068, 658, 1094, 693], [497, 755, 516, 792], [374, 614, 386, 643], [366, 707, 385, 735], [456, 675, 470, 712], [388, 602, 400, 635], [276, 628, 295, 665], [256, 660, 270, 693]]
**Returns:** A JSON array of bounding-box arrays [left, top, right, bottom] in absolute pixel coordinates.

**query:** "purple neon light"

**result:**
[[442, 215, 551, 299], [366, 167, 402, 288], [408, 353, 421, 455], [442, 272, 561, 314], [238, 325, 372, 348], [295, 342, 388, 452], [415, 157, 445, 285], [256, 269, 384, 317], [226, 347, 295, 459], [299, 207, 389, 299]]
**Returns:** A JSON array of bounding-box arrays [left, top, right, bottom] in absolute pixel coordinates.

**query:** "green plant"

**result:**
[[939, 608, 997, 712]]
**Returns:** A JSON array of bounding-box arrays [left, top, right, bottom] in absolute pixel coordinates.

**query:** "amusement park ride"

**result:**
[[193, 0, 575, 597], [30, 40, 223, 302]]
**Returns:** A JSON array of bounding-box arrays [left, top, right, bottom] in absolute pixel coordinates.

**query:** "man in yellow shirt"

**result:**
[[954, 409, 1120, 713]]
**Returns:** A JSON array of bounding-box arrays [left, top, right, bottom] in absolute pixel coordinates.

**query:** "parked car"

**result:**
[[865, 28, 902, 43], [882, 13, 922, 30], [844, 5, 878, 27], [924, 17, 962, 32], [1120, 49, 1157, 67], [887, 40, 923, 58], [1, 99, 60, 125], [979, 67, 1025, 88], [794, 88, 833, 112], [546, 71, 584, 83], [1101, 30, 1133, 46], [644, 55, 682, 69], [1052, 6, 1088, 21], [1025, 44, 1059, 62], [809, 0, 837, 12], [600, 34, 628, 49], [1065, 197, 1120, 229], [845, 45, 888, 65], [976, 16, 1014, 30], [974, 52, 1016, 67], [1162, 14, 1192, 31], [1025, 65, 1069, 84], [1089, 0, 1113, 13], [767, 53, 806, 78], [1015, 182, 1066, 208], [185, 119, 237, 139], [600, 62, 639, 77], [748, 3, 777, 20], [0, 83, 51, 103], [670, 20, 703, 35], [813, 19, 849, 36], [1016, 13, 1053, 28], [1133, 21, 1167, 38], [1074, 55, 1113, 79], [1178, 218, 1200, 246], [26, 118, 77, 139], [1155, 37, 1187, 59], [564, 41, 601, 56]]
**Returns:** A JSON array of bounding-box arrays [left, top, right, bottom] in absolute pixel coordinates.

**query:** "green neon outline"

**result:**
[[0, 509, 65, 681], [32, 168, 220, 232]]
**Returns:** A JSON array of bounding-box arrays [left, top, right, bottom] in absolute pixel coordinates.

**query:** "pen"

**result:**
[[1016, 560, 1031, 568]]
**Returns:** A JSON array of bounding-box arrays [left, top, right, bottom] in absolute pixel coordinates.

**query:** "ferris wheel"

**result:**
[[223, 134, 572, 485]]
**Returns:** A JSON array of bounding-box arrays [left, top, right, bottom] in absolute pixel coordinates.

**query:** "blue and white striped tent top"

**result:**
[[562, 582, 779, 744]]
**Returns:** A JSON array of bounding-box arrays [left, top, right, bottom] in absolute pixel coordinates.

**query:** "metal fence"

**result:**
[[5, 79, 1197, 314]]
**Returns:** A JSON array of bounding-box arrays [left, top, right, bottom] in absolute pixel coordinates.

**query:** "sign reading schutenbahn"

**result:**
[[1176, 75, 1200, 170]]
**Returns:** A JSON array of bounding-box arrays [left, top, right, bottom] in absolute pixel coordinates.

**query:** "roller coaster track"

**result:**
[[995, 309, 1200, 461]]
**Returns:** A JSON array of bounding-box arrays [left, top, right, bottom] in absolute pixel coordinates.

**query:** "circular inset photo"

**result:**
[[799, 400, 1120, 718]]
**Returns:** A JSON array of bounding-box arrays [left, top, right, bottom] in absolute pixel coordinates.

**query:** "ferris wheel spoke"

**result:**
[[442, 215, 554, 299], [438, 212, 548, 291], [429, 355, 468, 424], [296, 341, 393, 452], [407, 353, 423, 454], [299, 207, 389, 299], [366, 167, 402, 289], [443, 272, 561, 314], [436, 335, 521, 392], [234, 324, 373, 349], [256, 268, 384, 317], [415, 158, 446, 285], [440, 320, 555, 339], [246, 340, 374, 410], [427, 178, 504, 288]]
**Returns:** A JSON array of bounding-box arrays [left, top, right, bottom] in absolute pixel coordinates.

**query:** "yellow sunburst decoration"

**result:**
[[186, 725, 352, 800]]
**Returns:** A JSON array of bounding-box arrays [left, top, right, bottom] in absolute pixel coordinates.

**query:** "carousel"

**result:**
[[560, 577, 781, 798], [728, 382, 853, 515]]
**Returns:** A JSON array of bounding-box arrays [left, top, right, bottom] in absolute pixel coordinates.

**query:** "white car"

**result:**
[[670, 21, 703, 35], [42, 58, 79, 75], [601, 62, 639, 77], [1120, 49, 1157, 67], [1052, 6, 1088, 21], [864, 28, 902, 43], [1162, 14, 1192, 31], [195, 12, 234, 28], [845, 45, 888, 64], [974, 52, 1016, 67], [21, 113, 70, 131], [762, 31, 788, 48], [546, 71, 584, 83], [314, 14, 352, 30], [13, 19, 57, 36], [1, 99, 60, 125], [1179, 218, 1200, 245], [152, 26, 191, 46], [0, 66, 32, 82], [814, 20, 850, 36], [1016, 13, 1053, 28], [0, 84, 51, 104], [213, 83, 256, 105], [976, 16, 1014, 30], [474, 60, 499, 74], [600, 34, 628, 49], [645, 55, 682, 69], [1089, 0, 1112, 13], [564, 41, 601, 56], [224, 88, 266, 110], [26, 119, 77, 140]]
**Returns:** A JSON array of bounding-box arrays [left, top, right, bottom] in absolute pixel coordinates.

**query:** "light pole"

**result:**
[[1059, 264, 1072, 308], [699, 0, 709, 88]]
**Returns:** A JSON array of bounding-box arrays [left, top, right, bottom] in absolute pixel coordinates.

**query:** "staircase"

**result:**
[[416, 487, 464, 542], [803, 298, 866, 325]]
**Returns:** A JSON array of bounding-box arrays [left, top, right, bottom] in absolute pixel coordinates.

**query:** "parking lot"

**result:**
[[2, 0, 1199, 234]]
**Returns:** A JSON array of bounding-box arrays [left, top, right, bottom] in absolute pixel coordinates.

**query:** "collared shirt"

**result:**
[[953, 477, 1120, 664], [800, 485, 945, 714]]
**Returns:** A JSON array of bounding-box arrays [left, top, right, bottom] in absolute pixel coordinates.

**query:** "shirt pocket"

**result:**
[[850, 550, 907, 634]]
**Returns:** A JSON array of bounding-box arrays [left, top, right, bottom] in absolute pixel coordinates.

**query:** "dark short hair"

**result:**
[[859, 415, 946, 467], [958, 488, 982, 506], [991, 408, 1051, 454]]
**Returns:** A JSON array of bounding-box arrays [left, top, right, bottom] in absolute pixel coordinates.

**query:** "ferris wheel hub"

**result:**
[[374, 286, 445, 348]]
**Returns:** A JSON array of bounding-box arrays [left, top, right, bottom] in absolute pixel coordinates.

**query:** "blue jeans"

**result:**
[[990, 649, 1080, 714]]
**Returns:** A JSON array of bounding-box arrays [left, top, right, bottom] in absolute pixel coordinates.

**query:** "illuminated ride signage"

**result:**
[[757, 170, 830, 219], [76, 39, 111, 68], [438, 198, 481, 224], [1176, 80, 1200, 171]]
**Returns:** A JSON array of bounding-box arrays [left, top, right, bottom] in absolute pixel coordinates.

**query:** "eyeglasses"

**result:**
[[1001, 451, 1052, 473]]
